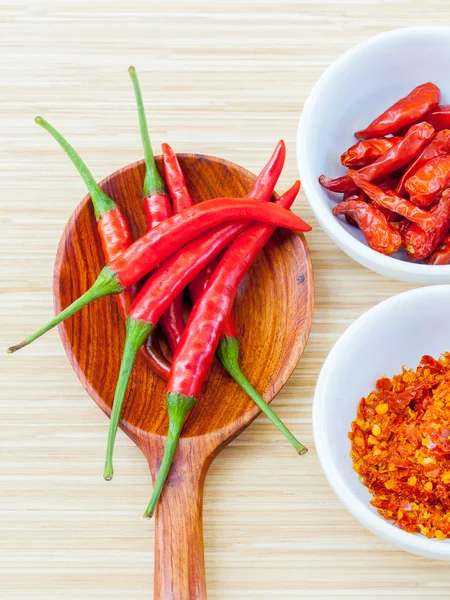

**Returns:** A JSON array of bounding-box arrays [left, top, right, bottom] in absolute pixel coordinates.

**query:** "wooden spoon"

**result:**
[[54, 154, 313, 599]]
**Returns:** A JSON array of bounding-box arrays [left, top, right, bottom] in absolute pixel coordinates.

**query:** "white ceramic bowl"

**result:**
[[298, 27, 450, 283], [314, 285, 450, 559]]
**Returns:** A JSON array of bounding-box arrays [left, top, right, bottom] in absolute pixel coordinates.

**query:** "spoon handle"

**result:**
[[145, 436, 212, 599]]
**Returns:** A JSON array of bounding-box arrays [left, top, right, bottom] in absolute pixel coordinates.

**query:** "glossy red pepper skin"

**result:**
[[396, 129, 450, 196], [8, 197, 312, 356], [320, 123, 434, 193], [402, 191, 450, 260], [146, 186, 185, 355], [341, 137, 402, 168], [168, 182, 299, 398], [34, 116, 171, 380], [405, 154, 450, 207], [129, 66, 185, 355], [424, 106, 450, 131], [425, 234, 450, 265], [347, 169, 436, 231], [144, 182, 306, 517], [110, 198, 311, 289], [333, 199, 402, 255], [162, 143, 194, 212], [189, 140, 286, 338], [143, 192, 172, 233], [130, 222, 253, 324], [355, 82, 440, 139]]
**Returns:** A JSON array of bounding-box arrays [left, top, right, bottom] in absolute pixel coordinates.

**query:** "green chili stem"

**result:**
[[217, 335, 308, 455], [128, 66, 166, 198], [7, 266, 122, 354], [144, 392, 196, 518], [104, 317, 154, 481], [35, 117, 116, 220]]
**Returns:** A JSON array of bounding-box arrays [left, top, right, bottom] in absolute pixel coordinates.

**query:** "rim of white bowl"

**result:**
[[313, 285, 450, 557], [297, 26, 450, 282]]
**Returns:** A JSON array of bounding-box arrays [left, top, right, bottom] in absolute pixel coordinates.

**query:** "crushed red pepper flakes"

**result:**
[[349, 353, 450, 540]]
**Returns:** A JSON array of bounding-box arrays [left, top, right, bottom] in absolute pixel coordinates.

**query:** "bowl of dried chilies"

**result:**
[[314, 285, 450, 560], [298, 26, 450, 283]]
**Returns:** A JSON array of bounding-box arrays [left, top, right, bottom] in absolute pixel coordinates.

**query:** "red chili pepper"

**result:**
[[355, 82, 440, 139], [402, 190, 450, 260], [425, 234, 450, 265], [34, 117, 171, 381], [187, 147, 304, 453], [129, 67, 185, 355], [8, 197, 310, 354], [396, 129, 450, 196], [405, 154, 450, 207], [341, 137, 402, 168], [333, 199, 402, 255], [189, 140, 285, 327], [104, 202, 308, 480], [144, 182, 304, 517], [424, 106, 450, 131], [347, 169, 436, 231], [162, 143, 194, 212], [320, 123, 434, 193]]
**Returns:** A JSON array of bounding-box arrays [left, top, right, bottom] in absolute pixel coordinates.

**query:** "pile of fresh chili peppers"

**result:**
[[8, 67, 312, 516], [319, 82, 450, 263], [350, 353, 450, 540]]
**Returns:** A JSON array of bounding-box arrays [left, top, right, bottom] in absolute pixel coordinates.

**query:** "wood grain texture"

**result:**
[[3, 1, 450, 599], [54, 155, 312, 599]]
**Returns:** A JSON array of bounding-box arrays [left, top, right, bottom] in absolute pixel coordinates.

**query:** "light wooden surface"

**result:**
[[2, 2, 450, 599]]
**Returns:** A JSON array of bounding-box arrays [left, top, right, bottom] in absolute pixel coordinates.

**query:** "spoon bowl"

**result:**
[[54, 154, 313, 598]]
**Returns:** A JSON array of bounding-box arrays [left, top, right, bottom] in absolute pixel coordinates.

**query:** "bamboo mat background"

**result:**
[[2, 1, 450, 598]]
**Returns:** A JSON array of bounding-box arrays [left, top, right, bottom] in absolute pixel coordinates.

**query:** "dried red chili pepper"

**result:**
[[320, 122, 434, 193], [396, 129, 450, 196], [402, 190, 450, 260], [405, 154, 450, 207], [129, 67, 185, 355], [347, 169, 436, 231], [333, 199, 402, 255], [425, 234, 450, 265], [8, 197, 310, 354], [144, 183, 303, 517], [424, 105, 450, 131], [341, 137, 402, 168], [355, 82, 440, 139], [34, 117, 171, 380]]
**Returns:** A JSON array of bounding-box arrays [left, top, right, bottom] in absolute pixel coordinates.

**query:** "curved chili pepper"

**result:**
[[33, 117, 171, 380], [162, 143, 194, 212], [103, 218, 269, 480], [333, 199, 402, 255], [396, 129, 450, 196], [320, 122, 434, 193], [347, 169, 436, 231], [129, 67, 185, 355], [188, 142, 302, 451], [341, 137, 402, 168], [8, 197, 310, 354], [425, 234, 450, 265], [188, 140, 286, 305], [424, 106, 450, 131], [144, 182, 306, 517], [355, 82, 440, 139], [405, 154, 450, 207], [402, 190, 450, 260], [128, 67, 170, 230]]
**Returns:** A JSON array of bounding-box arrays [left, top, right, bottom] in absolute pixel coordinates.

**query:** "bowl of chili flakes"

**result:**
[[314, 285, 450, 559], [298, 26, 450, 283]]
